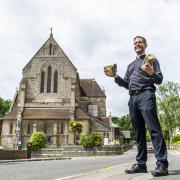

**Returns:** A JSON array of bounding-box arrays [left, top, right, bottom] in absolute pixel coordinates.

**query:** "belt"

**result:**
[[129, 87, 155, 96], [129, 90, 143, 96]]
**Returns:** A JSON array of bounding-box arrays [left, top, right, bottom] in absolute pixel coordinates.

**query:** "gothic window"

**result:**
[[40, 71, 45, 93], [88, 105, 98, 117], [61, 123, 64, 134], [47, 66, 52, 93], [53, 46, 57, 55], [9, 123, 13, 134], [49, 43, 52, 55], [27, 123, 31, 134], [54, 71, 58, 93], [44, 123, 47, 134]]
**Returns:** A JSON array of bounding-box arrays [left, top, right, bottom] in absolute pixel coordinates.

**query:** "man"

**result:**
[[105, 36, 168, 176]]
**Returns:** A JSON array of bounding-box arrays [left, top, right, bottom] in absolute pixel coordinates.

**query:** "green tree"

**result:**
[[157, 82, 180, 145], [112, 115, 135, 140], [0, 97, 11, 117], [69, 120, 83, 144], [146, 128, 151, 141], [172, 134, 180, 144]]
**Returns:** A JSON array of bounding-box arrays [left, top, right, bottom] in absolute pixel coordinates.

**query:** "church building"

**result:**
[[0, 32, 114, 149]]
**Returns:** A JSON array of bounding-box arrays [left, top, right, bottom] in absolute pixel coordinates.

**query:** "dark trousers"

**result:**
[[128, 90, 168, 168]]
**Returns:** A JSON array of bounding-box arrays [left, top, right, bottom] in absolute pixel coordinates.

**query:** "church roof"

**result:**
[[23, 33, 77, 72], [111, 122, 119, 128], [75, 108, 90, 119], [0, 108, 18, 120], [92, 117, 111, 132], [23, 108, 70, 119], [120, 131, 131, 139], [80, 79, 106, 97], [99, 117, 111, 126]]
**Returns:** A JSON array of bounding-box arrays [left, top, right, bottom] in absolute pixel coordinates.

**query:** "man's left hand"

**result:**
[[141, 64, 154, 76]]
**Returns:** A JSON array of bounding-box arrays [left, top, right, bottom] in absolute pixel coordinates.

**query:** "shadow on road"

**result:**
[[169, 170, 180, 176]]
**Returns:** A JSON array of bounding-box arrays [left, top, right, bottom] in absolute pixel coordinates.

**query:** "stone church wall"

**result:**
[[1, 120, 15, 149], [21, 119, 70, 148], [23, 57, 77, 107], [80, 97, 106, 117], [1, 34, 110, 149]]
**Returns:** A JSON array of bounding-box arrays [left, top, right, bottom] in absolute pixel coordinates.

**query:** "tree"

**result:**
[[0, 97, 11, 117], [146, 128, 151, 141], [69, 120, 83, 144], [112, 115, 135, 140], [157, 81, 180, 145]]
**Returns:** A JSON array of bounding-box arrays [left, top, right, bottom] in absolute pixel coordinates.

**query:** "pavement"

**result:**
[[54, 157, 155, 180], [55, 150, 180, 180]]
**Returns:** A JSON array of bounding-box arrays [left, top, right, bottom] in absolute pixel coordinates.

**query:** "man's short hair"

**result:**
[[134, 36, 147, 45]]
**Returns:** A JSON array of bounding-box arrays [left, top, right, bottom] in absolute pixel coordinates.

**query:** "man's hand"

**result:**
[[141, 63, 154, 76], [143, 54, 156, 65], [104, 64, 117, 77]]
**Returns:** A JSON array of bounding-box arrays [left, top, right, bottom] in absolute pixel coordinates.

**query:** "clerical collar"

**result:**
[[136, 54, 146, 59]]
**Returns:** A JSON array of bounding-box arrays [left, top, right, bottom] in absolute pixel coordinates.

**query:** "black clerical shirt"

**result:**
[[114, 55, 163, 91]]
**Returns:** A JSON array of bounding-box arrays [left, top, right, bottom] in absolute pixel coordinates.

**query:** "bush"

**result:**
[[29, 131, 47, 151], [109, 140, 120, 145], [173, 141, 180, 144], [79, 132, 103, 148], [69, 120, 83, 144], [69, 120, 83, 134], [173, 134, 180, 144]]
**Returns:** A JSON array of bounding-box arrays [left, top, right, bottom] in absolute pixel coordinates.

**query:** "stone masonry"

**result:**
[[0, 32, 113, 149]]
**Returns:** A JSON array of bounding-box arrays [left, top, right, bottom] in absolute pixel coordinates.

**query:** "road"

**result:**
[[0, 147, 180, 180]]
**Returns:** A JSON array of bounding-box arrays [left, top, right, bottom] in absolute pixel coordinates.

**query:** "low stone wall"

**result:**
[[32, 148, 63, 158], [167, 145, 180, 150], [0, 149, 27, 160], [32, 144, 132, 158]]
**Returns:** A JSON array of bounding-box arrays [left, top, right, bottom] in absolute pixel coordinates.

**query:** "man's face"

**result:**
[[134, 37, 147, 55]]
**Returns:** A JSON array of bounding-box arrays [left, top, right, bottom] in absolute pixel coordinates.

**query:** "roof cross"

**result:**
[[50, 27, 53, 36]]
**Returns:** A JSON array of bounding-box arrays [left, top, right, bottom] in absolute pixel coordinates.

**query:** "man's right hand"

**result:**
[[104, 64, 117, 77]]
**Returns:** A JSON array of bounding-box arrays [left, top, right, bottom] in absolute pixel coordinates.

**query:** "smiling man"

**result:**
[[105, 36, 168, 176]]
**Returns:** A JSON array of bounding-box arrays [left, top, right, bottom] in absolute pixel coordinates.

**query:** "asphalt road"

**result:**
[[0, 147, 180, 180]]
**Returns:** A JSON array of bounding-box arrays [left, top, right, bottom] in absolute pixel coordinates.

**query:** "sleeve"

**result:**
[[114, 68, 129, 89], [151, 59, 163, 85]]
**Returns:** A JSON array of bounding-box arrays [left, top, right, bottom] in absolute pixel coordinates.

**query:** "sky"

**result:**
[[0, 0, 180, 117]]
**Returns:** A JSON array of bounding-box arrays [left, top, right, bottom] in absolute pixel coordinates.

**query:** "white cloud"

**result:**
[[0, 0, 180, 116]]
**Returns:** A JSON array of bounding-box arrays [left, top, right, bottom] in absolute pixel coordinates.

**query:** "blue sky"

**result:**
[[0, 0, 180, 116]]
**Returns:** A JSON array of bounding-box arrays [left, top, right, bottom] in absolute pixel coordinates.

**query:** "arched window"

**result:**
[[27, 123, 31, 134], [54, 71, 58, 93], [44, 123, 47, 134], [61, 123, 64, 134], [49, 43, 52, 55], [47, 66, 52, 93], [9, 123, 13, 134], [40, 71, 45, 93]]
